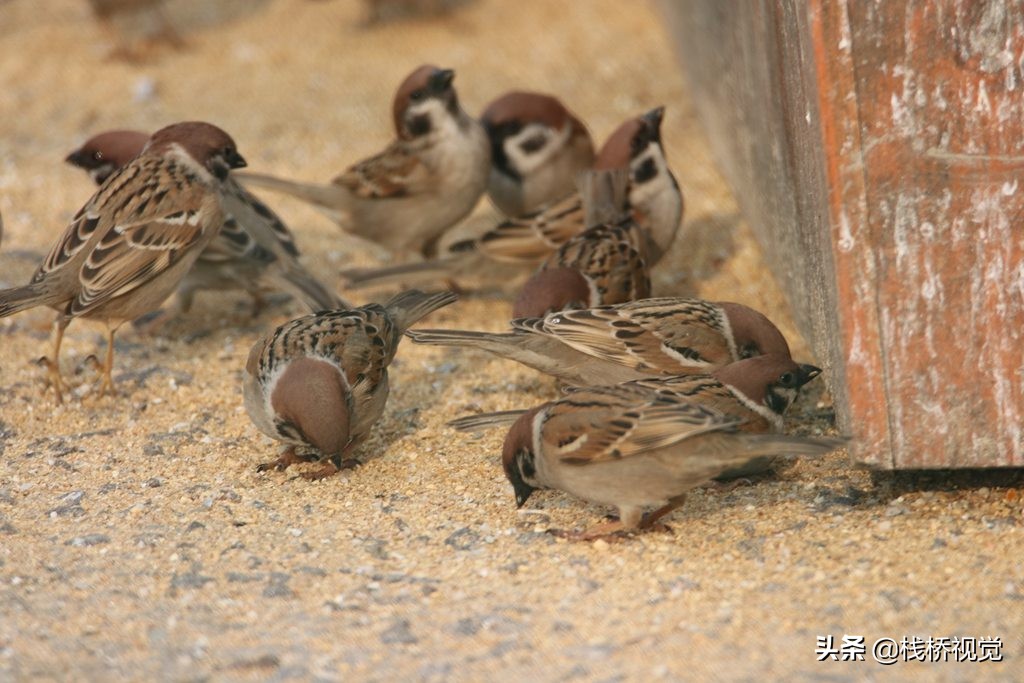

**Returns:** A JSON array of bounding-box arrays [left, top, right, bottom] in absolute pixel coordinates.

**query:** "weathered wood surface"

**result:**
[[661, 0, 1024, 468]]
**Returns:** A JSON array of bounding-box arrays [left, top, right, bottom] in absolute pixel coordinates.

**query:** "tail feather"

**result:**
[[236, 172, 349, 218], [269, 266, 348, 313], [341, 255, 466, 290], [578, 168, 630, 227], [384, 289, 459, 331], [448, 410, 527, 433], [0, 282, 54, 318], [404, 328, 517, 354], [724, 434, 850, 459]]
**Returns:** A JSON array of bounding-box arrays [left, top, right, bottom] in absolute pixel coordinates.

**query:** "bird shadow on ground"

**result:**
[[871, 468, 1024, 495]]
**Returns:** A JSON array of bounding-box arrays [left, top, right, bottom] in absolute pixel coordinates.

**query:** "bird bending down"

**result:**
[[498, 379, 846, 540], [243, 289, 458, 480]]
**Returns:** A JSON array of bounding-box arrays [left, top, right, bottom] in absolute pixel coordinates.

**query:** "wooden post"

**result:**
[[660, 0, 1024, 468]]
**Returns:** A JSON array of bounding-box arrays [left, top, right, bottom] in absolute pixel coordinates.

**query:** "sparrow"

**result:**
[[510, 167, 650, 318], [65, 130, 150, 185], [483, 105, 682, 265], [243, 289, 457, 480], [408, 297, 791, 387], [340, 106, 679, 290], [239, 65, 490, 259], [0, 121, 244, 402], [450, 354, 819, 435], [498, 380, 845, 539], [481, 90, 595, 217], [66, 130, 345, 316]]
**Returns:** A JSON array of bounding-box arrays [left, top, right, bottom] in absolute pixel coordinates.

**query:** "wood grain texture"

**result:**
[[662, 0, 1024, 468]]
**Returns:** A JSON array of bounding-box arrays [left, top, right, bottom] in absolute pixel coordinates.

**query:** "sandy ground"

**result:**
[[0, 0, 1022, 680]]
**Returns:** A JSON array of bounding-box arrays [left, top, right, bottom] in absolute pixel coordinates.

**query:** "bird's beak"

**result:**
[[797, 364, 823, 386], [228, 150, 247, 170], [65, 150, 88, 168], [643, 106, 665, 134], [429, 68, 455, 93]]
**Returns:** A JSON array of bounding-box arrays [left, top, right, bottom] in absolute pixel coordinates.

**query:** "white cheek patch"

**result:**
[[503, 123, 571, 176], [406, 99, 459, 137], [628, 146, 670, 208], [728, 387, 784, 431]]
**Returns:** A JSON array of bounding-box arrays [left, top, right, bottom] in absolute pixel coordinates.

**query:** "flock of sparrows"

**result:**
[[0, 64, 846, 540]]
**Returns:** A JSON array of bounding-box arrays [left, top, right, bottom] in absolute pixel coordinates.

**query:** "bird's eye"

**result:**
[[520, 133, 547, 154], [223, 146, 233, 156], [779, 372, 794, 386], [92, 151, 103, 161], [410, 88, 425, 102]]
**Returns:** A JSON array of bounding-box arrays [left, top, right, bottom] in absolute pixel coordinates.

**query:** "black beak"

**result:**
[[797, 364, 822, 386], [514, 485, 534, 509], [227, 150, 247, 170], [429, 68, 455, 93], [507, 470, 536, 508], [65, 150, 89, 169], [642, 106, 665, 137]]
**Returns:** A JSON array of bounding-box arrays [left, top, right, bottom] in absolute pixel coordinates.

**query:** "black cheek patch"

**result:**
[[407, 114, 432, 137], [634, 158, 657, 184]]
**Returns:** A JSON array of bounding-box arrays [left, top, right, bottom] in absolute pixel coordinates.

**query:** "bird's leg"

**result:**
[[443, 278, 465, 295], [256, 446, 316, 473], [248, 292, 267, 318], [638, 494, 688, 532], [97, 325, 119, 396], [35, 316, 70, 404]]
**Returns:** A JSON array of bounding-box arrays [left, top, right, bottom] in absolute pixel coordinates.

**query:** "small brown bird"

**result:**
[[510, 167, 650, 318], [481, 91, 595, 217], [65, 130, 150, 185], [340, 106, 680, 290], [239, 65, 490, 259], [0, 121, 244, 402], [243, 289, 457, 480], [496, 377, 844, 539], [408, 297, 790, 386], [482, 105, 682, 266], [66, 130, 345, 317], [450, 354, 819, 436]]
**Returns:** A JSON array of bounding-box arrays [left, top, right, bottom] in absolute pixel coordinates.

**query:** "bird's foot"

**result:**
[[299, 458, 359, 481], [256, 447, 314, 473], [33, 356, 66, 405]]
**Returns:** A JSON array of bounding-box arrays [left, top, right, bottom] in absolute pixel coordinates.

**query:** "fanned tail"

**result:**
[[384, 289, 459, 331]]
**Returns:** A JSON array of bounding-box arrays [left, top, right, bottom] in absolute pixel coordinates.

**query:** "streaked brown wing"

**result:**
[[542, 386, 737, 465], [525, 299, 729, 372], [71, 206, 212, 314], [332, 141, 430, 199], [477, 194, 584, 263]]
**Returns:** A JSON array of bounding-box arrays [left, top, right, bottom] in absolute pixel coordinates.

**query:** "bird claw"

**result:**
[[548, 519, 629, 542], [33, 356, 68, 404], [299, 458, 359, 481]]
